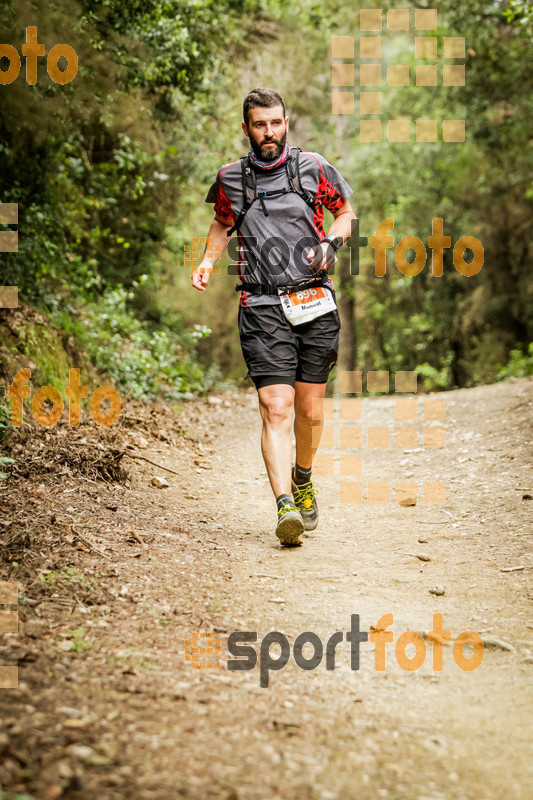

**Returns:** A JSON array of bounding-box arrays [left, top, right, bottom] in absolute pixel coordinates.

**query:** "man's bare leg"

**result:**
[[257, 383, 304, 546], [294, 381, 327, 469], [257, 383, 295, 498], [291, 381, 327, 531]]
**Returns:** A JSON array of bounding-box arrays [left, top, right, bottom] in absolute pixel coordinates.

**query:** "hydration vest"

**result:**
[[226, 146, 318, 236]]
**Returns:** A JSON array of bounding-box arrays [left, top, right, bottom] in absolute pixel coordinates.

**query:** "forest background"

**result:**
[[1, 0, 532, 422]]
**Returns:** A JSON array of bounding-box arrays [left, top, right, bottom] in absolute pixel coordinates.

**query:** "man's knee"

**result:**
[[294, 382, 327, 425], [260, 395, 293, 425], [295, 398, 320, 424]]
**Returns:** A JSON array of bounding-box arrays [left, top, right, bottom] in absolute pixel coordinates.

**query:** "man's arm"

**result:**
[[307, 198, 357, 271], [191, 214, 234, 291], [328, 198, 357, 239]]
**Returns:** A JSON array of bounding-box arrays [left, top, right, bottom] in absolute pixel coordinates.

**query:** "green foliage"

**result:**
[[61, 627, 92, 653], [0, 794, 38, 800], [53, 278, 219, 400], [0, 0, 288, 395], [416, 354, 456, 392], [0, 0, 531, 392], [0, 402, 12, 443], [0, 400, 15, 480], [498, 342, 533, 380], [0, 455, 15, 481], [77, 0, 285, 94], [0, 0, 288, 302], [322, 0, 533, 387]]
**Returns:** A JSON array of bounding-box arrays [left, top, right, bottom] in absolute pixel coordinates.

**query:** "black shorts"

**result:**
[[238, 301, 341, 389]]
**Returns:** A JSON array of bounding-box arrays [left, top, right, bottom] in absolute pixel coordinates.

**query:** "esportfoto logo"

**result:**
[[185, 614, 484, 688]]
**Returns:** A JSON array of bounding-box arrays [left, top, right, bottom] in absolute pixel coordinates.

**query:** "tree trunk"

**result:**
[[337, 255, 356, 371], [334, 115, 357, 372]]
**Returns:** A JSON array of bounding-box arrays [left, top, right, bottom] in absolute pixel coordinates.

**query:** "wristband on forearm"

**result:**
[[321, 234, 344, 252]]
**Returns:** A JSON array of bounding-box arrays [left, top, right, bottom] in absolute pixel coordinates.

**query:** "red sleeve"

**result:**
[[304, 152, 353, 214], [317, 174, 345, 213], [205, 166, 235, 224], [214, 184, 234, 223]]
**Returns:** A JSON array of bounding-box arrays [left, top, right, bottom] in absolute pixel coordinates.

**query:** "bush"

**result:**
[[498, 343, 533, 380], [54, 278, 220, 401]]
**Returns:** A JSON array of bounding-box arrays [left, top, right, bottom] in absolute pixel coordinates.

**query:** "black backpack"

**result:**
[[226, 146, 318, 236]]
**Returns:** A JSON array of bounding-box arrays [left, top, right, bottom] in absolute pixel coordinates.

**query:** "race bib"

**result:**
[[279, 286, 337, 326]]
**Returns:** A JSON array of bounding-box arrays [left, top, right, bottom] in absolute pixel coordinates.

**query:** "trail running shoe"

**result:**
[[291, 473, 319, 532], [275, 504, 304, 546]]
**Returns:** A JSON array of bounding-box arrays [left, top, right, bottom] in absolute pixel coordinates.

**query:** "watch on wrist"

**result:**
[[322, 234, 344, 252]]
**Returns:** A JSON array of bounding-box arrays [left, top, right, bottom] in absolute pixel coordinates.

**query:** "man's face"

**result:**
[[242, 105, 289, 161]]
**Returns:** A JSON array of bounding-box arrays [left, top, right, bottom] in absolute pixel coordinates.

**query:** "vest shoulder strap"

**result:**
[[286, 147, 316, 208], [242, 156, 256, 206], [226, 147, 316, 236], [226, 156, 256, 235]]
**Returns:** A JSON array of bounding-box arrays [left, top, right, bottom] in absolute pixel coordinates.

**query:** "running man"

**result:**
[[192, 87, 356, 546]]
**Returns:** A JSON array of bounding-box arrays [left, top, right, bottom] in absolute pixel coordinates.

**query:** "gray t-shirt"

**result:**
[[205, 147, 353, 306]]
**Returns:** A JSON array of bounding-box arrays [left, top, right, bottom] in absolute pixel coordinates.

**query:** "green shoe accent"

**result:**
[[291, 472, 319, 532]]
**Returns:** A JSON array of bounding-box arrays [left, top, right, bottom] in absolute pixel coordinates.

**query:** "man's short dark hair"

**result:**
[[243, 88, 286, 127]]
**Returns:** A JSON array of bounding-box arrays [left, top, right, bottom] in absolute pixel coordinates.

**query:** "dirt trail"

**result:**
[[1, 378, 532, 800]]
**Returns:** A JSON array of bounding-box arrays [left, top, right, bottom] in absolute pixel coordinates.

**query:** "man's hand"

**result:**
[[306, 242, 339, 272], [191, 217, 233, 291], [192, 262, 212, 291]]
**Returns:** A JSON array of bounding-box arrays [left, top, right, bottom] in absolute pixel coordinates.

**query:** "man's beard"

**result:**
[[249, 129, 287, 161]]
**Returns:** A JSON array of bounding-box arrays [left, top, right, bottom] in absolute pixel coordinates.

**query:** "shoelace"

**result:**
[[293, 482, 319, 506], [277, 504, 299, 517]]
